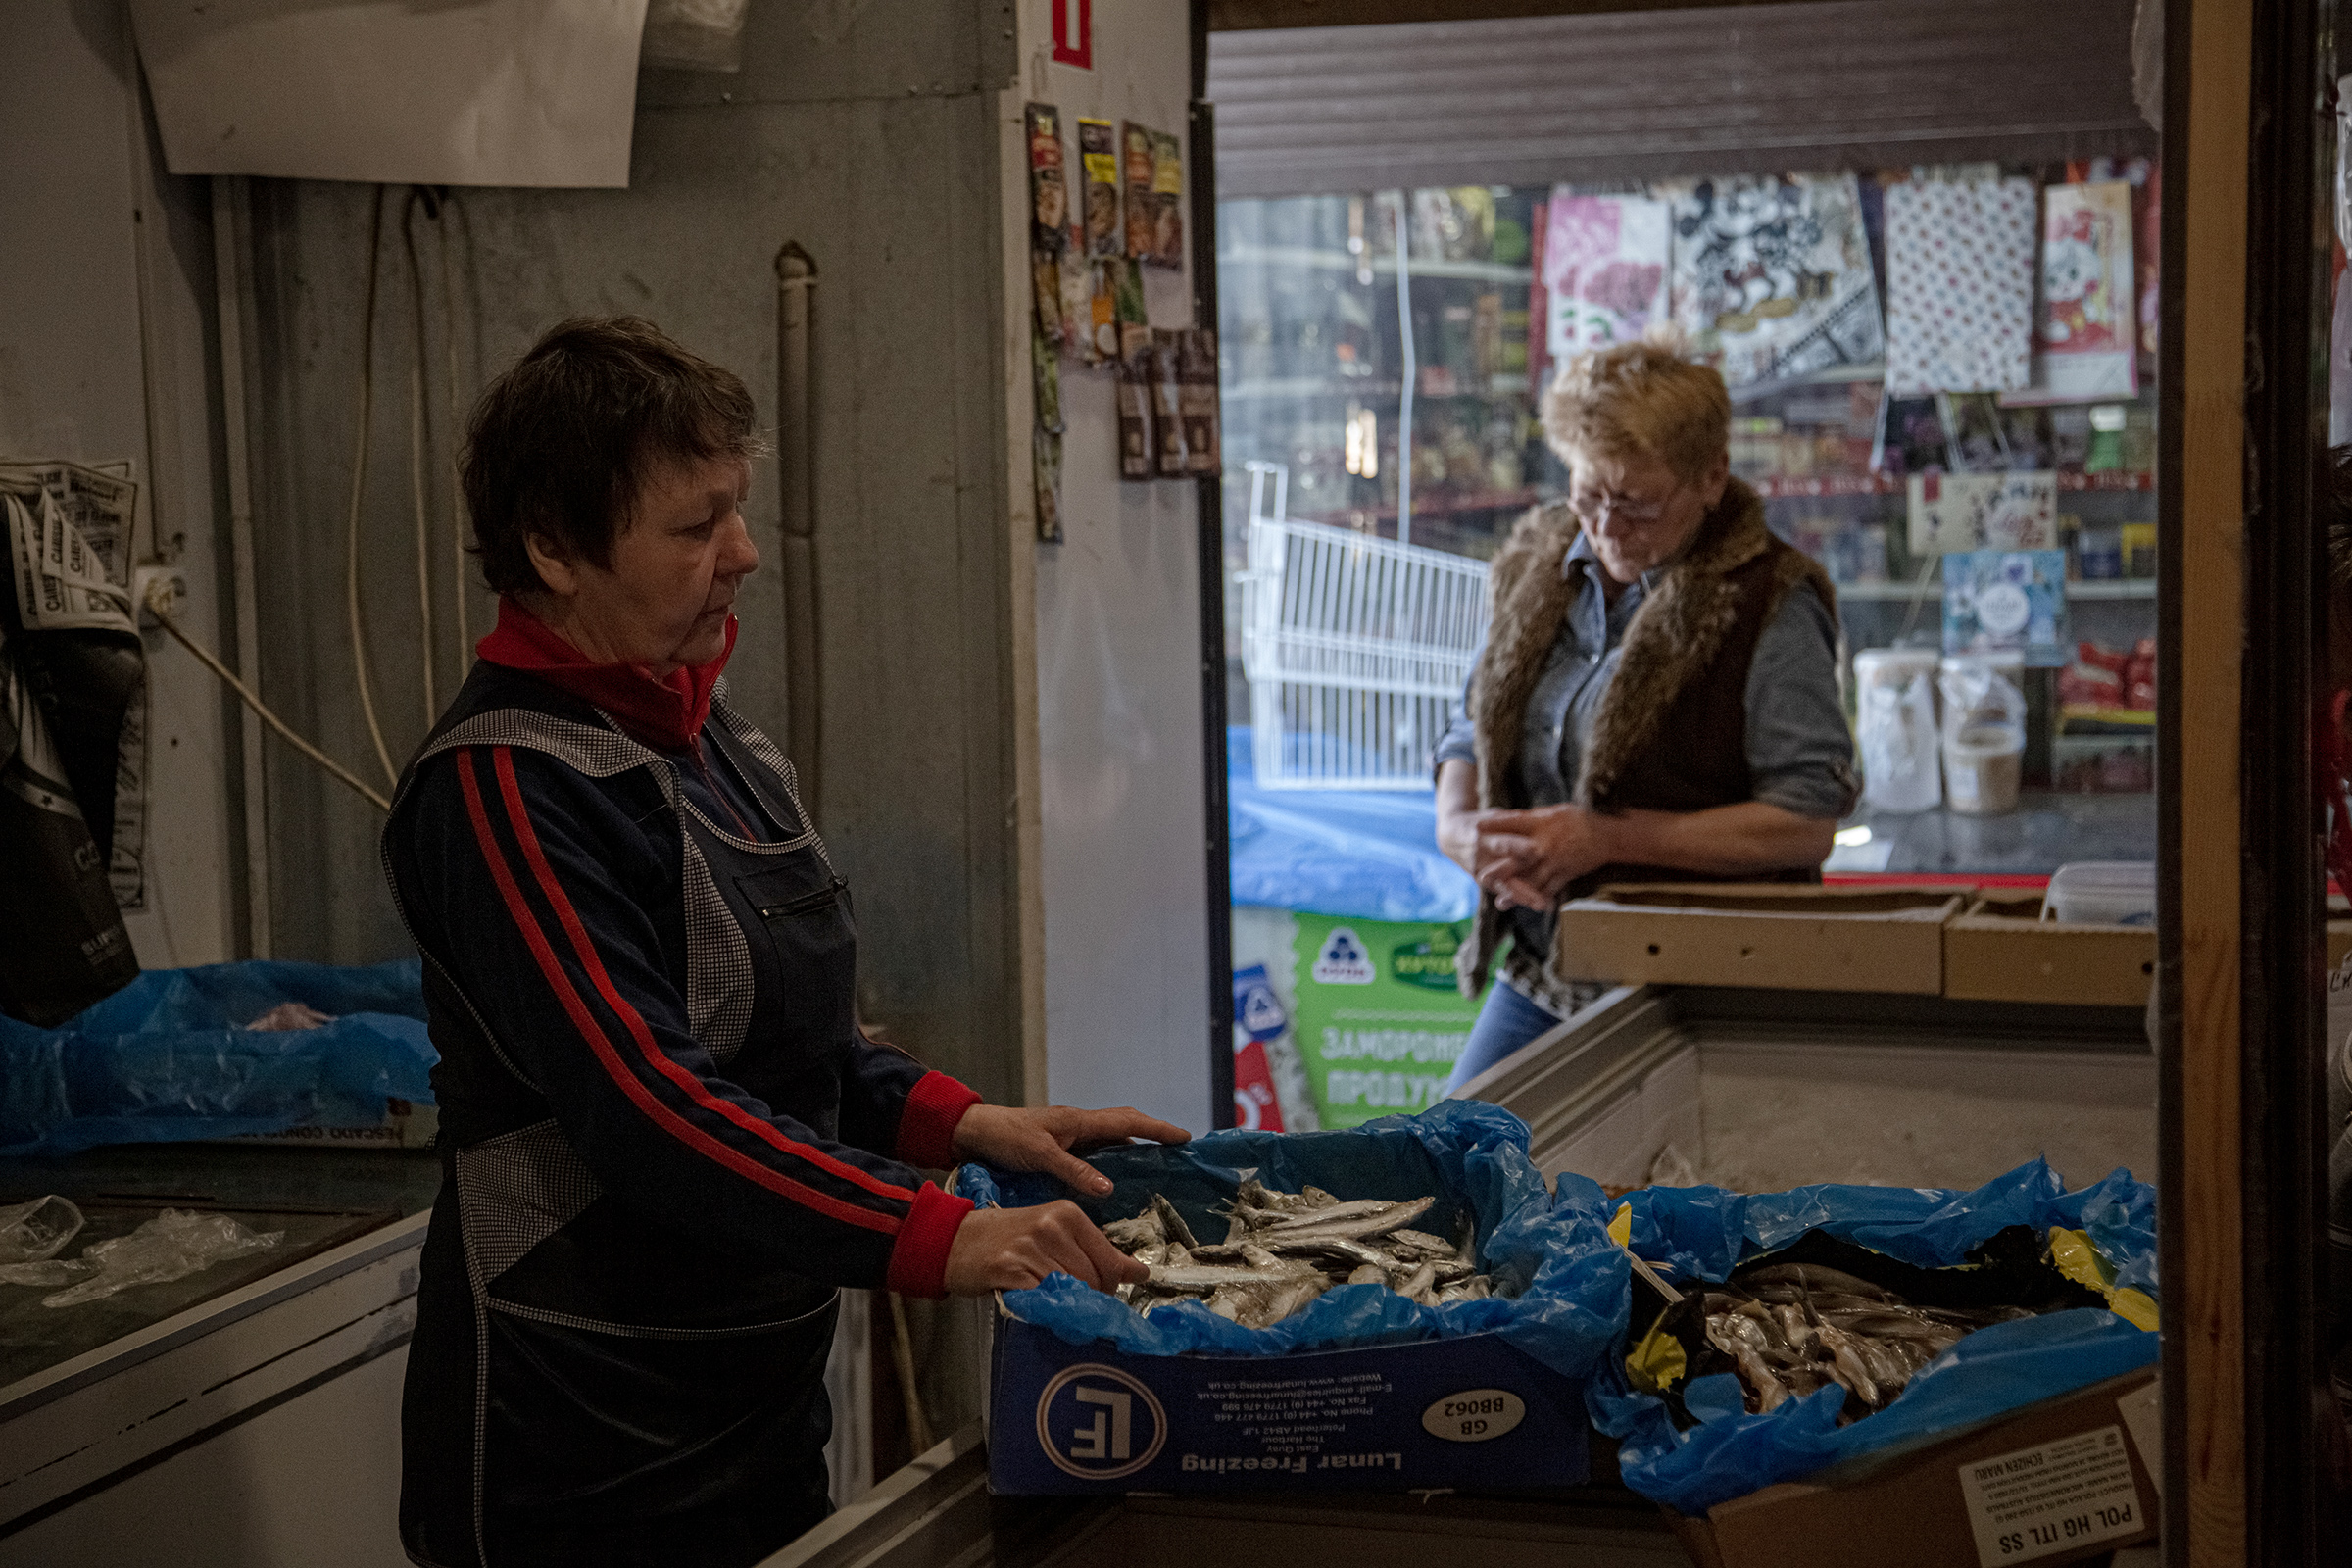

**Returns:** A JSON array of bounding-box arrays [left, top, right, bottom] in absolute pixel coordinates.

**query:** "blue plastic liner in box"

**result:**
[[0, 958, 436, 1156], [950, 1099, 1631, 1381], [1589, 1157, 2161, 1516]]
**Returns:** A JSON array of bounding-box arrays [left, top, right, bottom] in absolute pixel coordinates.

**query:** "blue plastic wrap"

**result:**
[[0, 959, 435, 1156], [951, 1100, 1630, 1380], [1592, 1157, 2160, 1515], [1226, 729, 1477, 923]]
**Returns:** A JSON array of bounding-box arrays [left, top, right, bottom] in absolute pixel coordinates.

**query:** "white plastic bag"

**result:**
[[39, 1209, 283, 1308], [0, 1195, 84, 1264]]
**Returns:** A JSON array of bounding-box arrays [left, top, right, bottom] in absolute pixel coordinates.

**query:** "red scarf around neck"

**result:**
[[476, 597, 734, 753]]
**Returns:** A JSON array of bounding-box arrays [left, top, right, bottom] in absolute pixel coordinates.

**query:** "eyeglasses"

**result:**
[[1568, 484, 1680, 526]]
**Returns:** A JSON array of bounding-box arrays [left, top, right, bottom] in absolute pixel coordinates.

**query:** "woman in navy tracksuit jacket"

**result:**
[[386, 318, 1181, 1568]]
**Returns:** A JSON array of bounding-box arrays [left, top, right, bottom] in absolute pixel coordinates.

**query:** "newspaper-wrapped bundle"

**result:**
[[0, 461, 148, 909]]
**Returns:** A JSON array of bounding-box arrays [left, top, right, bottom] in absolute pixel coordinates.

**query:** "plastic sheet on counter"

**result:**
[[1227, 728, 1477, 923], [24, 1207, 283, 1307], [0, 1195, 83, 1262], [952, 1100, 1630, 1380], [0, 958, 434, 1156], [1590, 1157, 2159, 1516]]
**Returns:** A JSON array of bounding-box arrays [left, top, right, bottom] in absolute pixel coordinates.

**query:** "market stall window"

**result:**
[[1217, 164, 2160, 1134]]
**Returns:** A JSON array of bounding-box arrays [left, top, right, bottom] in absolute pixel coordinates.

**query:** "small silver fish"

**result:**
[[1150, 1194, 1200, 1251], [1103, 1213, 1164, 1252]]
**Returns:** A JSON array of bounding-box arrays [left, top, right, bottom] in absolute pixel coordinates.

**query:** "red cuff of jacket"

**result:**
[[896, 1070, 982, 1169], [884, 1183, 973, 1299]]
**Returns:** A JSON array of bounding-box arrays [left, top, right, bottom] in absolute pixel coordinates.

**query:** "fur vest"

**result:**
[[1456, 477, 1837, 996]]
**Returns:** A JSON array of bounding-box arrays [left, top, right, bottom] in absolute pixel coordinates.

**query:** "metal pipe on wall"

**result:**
[[208, 174, 270, 959], [776, 242, 822, 815]]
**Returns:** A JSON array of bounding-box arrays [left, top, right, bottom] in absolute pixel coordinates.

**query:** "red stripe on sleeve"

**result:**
[[455, 748, 900, 1235], [488, 747, 916, 1205]]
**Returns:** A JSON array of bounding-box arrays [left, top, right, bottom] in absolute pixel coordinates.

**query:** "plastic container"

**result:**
[[1853, 648, 1942, 812], [2044, 860, 2157, 926], [2079, 526, 2125, 580], [1943, 723, 2025, 814]]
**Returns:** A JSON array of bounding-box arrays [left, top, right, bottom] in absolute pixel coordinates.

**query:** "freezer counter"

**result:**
[[1460, 985, 2154, 1198]]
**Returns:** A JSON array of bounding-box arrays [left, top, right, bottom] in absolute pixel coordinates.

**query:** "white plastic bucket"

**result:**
[[1943, 722, 2025, 815]]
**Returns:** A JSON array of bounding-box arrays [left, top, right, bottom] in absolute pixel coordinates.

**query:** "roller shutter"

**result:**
[[1205, 0, 2152, 198]]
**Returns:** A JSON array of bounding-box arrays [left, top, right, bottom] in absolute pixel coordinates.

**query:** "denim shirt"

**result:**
[[1433, 530, 1856, 957]]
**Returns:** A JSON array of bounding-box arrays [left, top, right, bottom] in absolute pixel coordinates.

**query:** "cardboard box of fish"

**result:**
[[1595, 1160, 2162, 1567], [956, 1102, 1625, 1496]]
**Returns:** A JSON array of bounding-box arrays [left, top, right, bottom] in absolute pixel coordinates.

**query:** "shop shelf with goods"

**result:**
[[1216, 187, 1554, 575]]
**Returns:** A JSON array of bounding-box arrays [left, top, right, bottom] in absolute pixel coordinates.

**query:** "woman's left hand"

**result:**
[[1473, 805, 1620, 910], [950, 1104, 1192, 1197]]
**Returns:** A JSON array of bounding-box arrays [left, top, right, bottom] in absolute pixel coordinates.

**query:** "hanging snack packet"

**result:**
[[1150, 130, 1185, 268], [1182, 328, 1221, 475], [1060, 221, 1095, 363], [1111, 256, 1148, 334], [1152, 328, 1191, 477], [1079, 119, 1121, 259], [1025, 104, 1071, 253], [1087, 260, 1122, 362], [1031, 318, 1064, 435], [1122, 122, 1157, 262], [1117, 339, 1156, 481], [1034, 425, 1064, 542]]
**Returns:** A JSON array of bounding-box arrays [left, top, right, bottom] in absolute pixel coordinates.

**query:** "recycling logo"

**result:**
[[1311, 926, 1377, 985]]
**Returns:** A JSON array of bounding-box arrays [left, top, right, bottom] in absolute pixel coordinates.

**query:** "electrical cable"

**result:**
[[401, 189, 438, 723], [148, 587, 392, 813], [349, 187, 399, 787]]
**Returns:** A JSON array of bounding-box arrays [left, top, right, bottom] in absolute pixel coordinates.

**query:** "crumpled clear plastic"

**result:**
[[0, 1194, 83, 1263], [33, 1208, 282, 1308]]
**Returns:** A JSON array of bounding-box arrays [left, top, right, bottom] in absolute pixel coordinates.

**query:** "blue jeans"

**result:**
[[1445, 981, 1566, 1098]]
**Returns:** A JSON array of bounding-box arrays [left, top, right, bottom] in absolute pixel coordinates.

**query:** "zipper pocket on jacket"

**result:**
[[758, 879, 846, 919]]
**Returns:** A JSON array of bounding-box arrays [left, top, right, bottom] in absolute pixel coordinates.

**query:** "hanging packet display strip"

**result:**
[[1024, 104, 1075, 354], [1023, 105, 1068, 538]]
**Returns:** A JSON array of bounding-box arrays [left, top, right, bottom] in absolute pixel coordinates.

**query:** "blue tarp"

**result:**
[[1227, 728, 1476, 923], [1590, 1157, 2161, 1515], [950, 1100, 1631, 1380], [0, 959, 436, 1156]]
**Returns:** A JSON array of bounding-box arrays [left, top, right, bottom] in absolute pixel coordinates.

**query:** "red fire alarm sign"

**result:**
[[1053, 0, 1092, 68]]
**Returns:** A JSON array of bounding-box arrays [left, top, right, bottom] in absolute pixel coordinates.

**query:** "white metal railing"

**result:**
[[1237, 461, 1491, 790]]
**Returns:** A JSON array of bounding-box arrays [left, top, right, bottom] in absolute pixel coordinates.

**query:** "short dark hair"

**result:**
[[463, 317, 760, 596]]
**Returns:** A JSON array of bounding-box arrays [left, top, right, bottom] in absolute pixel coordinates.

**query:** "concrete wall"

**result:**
[[2, 0, 237, 969], [236, 1, 1028, 1111], [1004, 0, 1216, 1134]]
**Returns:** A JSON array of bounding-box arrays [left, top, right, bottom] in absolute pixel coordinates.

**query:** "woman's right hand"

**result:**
[[942, 1202, 1147, 1296]]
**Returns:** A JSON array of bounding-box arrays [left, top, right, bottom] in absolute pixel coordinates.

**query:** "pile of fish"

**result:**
[[1702, 1261, 2036, 1421], [1103, 1179, 1494, 1330]]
